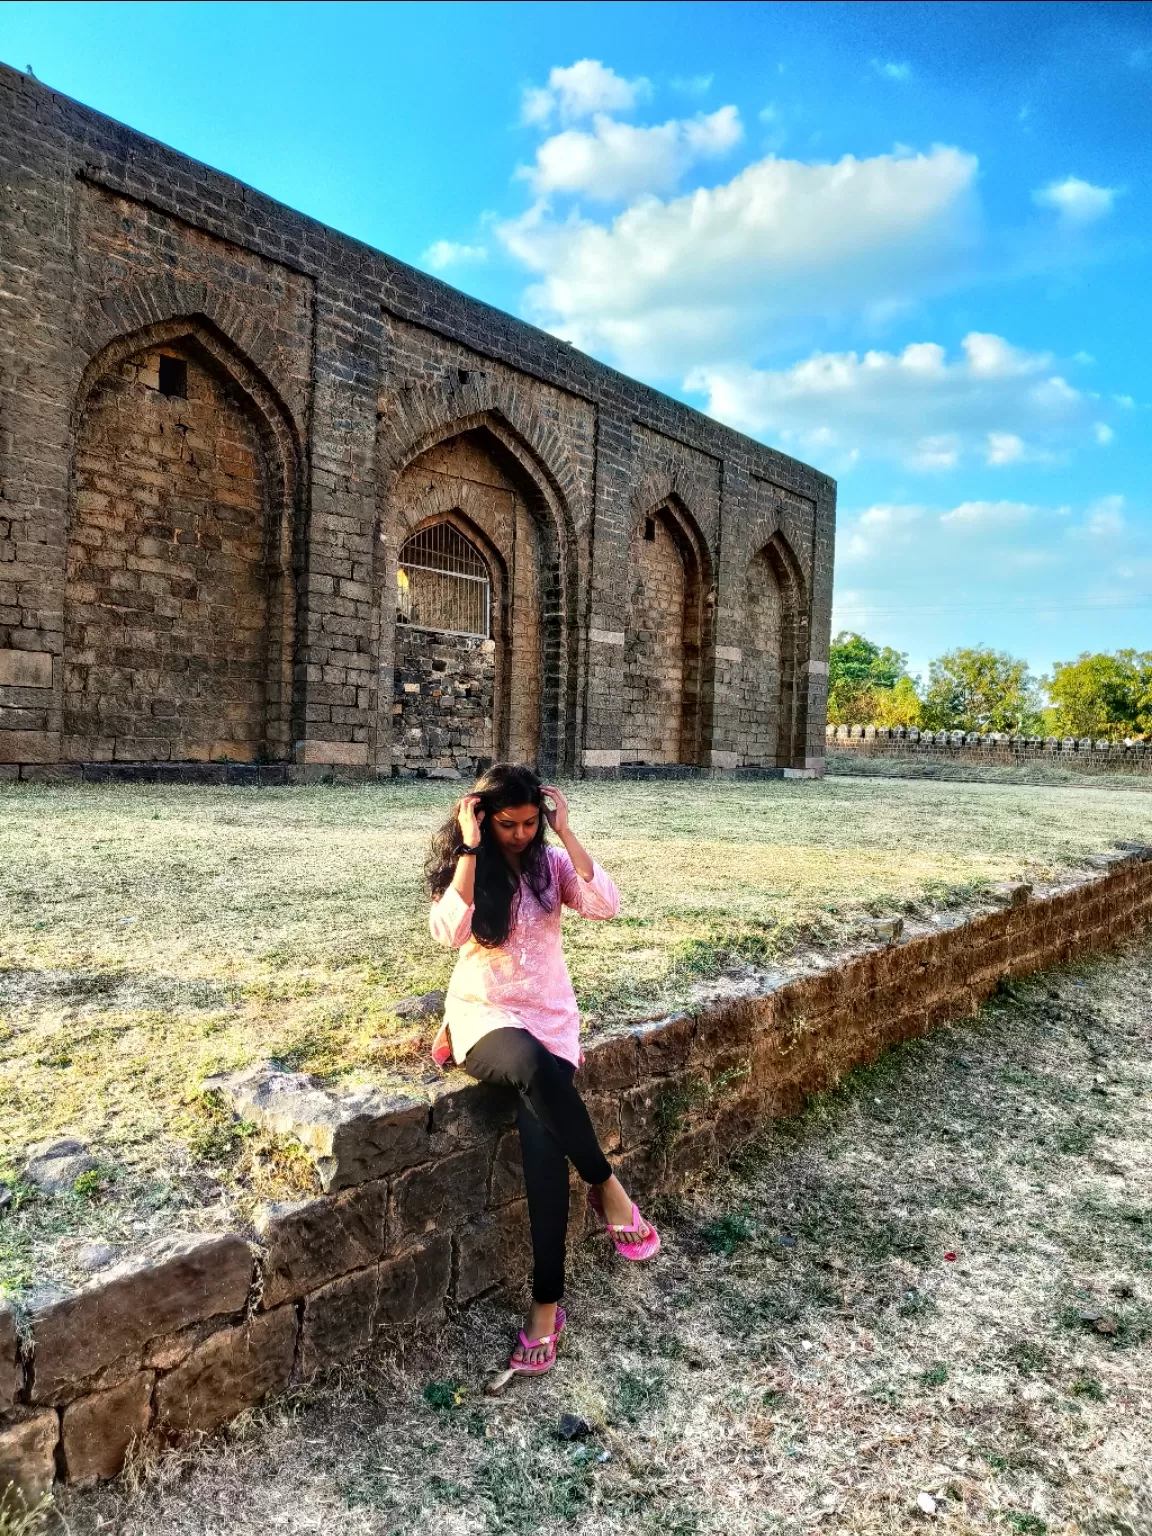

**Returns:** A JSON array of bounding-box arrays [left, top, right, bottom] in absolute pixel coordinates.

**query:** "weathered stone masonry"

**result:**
[[0, 66, 835, 782], [0, 848, 1149, 1498]]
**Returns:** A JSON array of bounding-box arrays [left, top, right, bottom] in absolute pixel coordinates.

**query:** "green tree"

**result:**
[[828, 632, 916, 725], [922, 647, 1043, 734], [1044, 650, 1152, 739]]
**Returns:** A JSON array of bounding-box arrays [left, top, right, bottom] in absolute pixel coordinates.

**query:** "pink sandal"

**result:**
[[509, 1305, 566, 1376], [587, 1188, 661, 1261]]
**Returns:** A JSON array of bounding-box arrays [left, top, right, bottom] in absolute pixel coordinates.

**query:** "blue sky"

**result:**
[[2, 0, 1149, 682]]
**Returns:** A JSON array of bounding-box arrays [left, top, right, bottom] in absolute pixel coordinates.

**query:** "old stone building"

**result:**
[[0, 66, 834, 783]]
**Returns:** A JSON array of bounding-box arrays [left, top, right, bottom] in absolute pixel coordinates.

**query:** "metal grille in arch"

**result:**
[[396, 522, 491, 638]]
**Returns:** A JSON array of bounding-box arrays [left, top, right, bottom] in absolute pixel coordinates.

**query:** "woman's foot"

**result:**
[[595, 1175, 652, 1242], [512, 1301, 560, 1369]]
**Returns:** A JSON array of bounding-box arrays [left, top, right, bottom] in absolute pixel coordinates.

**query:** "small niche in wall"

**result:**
[[158, 355, 188, 399], [644, 517, 656, 542]]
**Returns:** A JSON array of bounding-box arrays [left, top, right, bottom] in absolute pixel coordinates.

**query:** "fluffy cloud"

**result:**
[[523, 106, 742, 201], [499, 146, 977, 375], [422, 240, 488, 271], [872, 59, 912, 81], [1032, 176, 1118, 224], [939, 500, 1034, 530], [688, 333, 1114, 471], [521, 60, 649, 127], [1077, 494, 1126, 537]]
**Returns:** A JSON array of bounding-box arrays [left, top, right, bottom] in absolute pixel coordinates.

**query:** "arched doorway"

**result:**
[[622, 500, 710, 766], [739, 534, 808, 768], [386, 423, 570, 775], [65, 330, 296, 763], [393, 517, 499, 773]]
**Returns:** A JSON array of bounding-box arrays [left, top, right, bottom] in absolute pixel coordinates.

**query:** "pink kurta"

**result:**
[[429, 844, 620, 1068]]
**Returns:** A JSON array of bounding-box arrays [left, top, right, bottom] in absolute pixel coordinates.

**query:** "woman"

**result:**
[[427, 763, 659, 1376]]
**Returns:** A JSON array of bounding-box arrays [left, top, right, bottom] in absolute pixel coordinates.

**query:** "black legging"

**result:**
[[463, 1027, 612, 1304]]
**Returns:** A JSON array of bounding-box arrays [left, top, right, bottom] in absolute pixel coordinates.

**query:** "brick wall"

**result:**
[[1, 848, 1148, 1499], [0, 65, 836, 782], [828, 726, 1152, 776]]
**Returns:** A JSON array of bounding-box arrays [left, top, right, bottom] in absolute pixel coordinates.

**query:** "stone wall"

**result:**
[[0, 65, 835, 783], [828, 725, 1152, 775], [1, 848, 1149, 1503]]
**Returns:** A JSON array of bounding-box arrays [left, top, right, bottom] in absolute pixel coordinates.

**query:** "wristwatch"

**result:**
[[458, 842, 481, 856]]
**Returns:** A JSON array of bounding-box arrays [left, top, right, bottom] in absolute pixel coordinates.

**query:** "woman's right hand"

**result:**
[[457, 794, 485, 849]]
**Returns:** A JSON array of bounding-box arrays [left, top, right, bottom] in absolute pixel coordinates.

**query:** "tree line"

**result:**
[[828, 633, 1152, 739]]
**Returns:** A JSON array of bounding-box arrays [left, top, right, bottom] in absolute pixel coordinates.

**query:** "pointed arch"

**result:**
[[379, 410, 577, 776], [65, 316, 301, 764], [741, 529, 810, 769], [622, 495, 715, 766]]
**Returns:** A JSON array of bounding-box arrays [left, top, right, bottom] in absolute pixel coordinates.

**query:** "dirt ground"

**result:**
[[44, 932, 1152, 1536]]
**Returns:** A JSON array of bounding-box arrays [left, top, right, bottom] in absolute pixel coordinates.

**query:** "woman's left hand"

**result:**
[[541, 784, 570, 836]]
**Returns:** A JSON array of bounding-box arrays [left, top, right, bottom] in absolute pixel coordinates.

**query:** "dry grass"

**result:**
[[49, 935, 1152, 1536], [1, 776, 1149, 1297], [827, 753, 1152, 793]]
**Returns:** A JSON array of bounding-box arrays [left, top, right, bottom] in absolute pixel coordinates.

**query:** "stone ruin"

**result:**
[[0, 65, 834, 786]]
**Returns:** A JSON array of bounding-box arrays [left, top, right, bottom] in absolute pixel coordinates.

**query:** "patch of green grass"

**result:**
[[613, 1365, 669, 1424], [920, 1361, 949, 1386], [421, 1380, 466, 1412], [1070, 1376, 1105, 1401], [1006, 1339, 1052, 1376], [700, 1208, 755, 1255], [1003, 1516, 1048, 1535]]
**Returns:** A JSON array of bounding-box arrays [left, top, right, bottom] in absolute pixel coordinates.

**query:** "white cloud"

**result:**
[[1078, 495, 1126, 537], [872, 59, 912, 81], [521, 60, 649, 127], [940, 500, 1034, 530], [688, 332, 1112, 471], [522, 106, 742, 201], [1033, 176, 1119, 224], [422, 240, 488, 271], [499, 145, 978, 375], [671, 73, 713, 95], [985, 431, 1025, 465], [1094, 422, 1115, 445]]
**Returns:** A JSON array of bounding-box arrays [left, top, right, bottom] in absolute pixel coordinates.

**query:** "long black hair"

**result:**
[[426, 763, 557, 947]]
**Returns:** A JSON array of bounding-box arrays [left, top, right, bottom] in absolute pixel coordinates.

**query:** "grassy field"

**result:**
[[826, 752, 1152, 792], [51, 935, 1152, 1536], [0, 776, 1149, 1297]]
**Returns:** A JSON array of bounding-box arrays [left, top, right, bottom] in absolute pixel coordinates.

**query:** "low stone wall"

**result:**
[[2, 849, 1151, 1504], [827, 725, 1152, 775]]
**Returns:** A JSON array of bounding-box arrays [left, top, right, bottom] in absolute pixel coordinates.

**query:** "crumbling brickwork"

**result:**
[[0, 66, 835, 782]]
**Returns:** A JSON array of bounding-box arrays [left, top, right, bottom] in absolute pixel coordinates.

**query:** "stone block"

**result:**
[[578, 1032, 639, 1094], [631, 1014, 695, 1076], [30, 1232, 254, 1404], [455, 1202, 531, 1302], [206, 1065, 430, 1192], [620, 1082, 664, 1149], [377, 1236, 451, 1328], [256, 1179, 390, 1308], [295, 739, 368, 766], [299, 1264, 378, 1377], [0, 1411, 58, 1508], [429, 1079, 516, 1146], [154, 1306, 297, 1437], [390, 1147, 489, 1248], [0, 731, 58, 764], [665, 1126, 717, 1190], [584, 1093, 621, 1153], [0, 649, 52, 687], [0, 1307, 20, 1414], [60, 1370, 154, 1485], [300, 1236, 450, 1375], [489, 1128, 524, 1207]]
